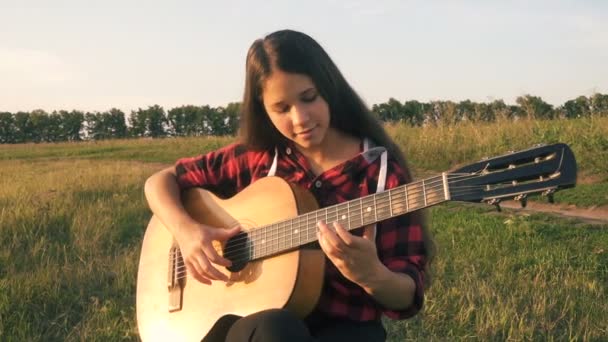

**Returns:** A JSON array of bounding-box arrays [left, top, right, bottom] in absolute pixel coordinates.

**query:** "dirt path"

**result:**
[[499, 200, 608, 225]]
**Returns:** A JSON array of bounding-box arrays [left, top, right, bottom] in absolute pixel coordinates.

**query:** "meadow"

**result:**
[[0, 117, 607, 341]]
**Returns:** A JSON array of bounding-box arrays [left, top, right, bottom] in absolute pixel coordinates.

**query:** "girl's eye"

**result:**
[[302, 93, 317, 102], [277, 106, 290, 114]]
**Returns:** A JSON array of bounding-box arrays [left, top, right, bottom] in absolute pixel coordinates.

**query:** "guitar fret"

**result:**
[[262, 226, 267, 258], [376, 192, 391, 221], [297, 215, 301, 247], [283, 221, 288, 250], [347, 201, 351, 230], [388, 189, 393, 217], [274, 223, 279, 255], [405, 185, 409, 211], [422, 179, 427, 206], [307, 212, 312, 243], [270, 224, 275, 256], [372, 196, 378, 221]]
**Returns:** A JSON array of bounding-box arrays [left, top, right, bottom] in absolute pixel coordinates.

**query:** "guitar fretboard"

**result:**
[[245, 174, 449, 260]]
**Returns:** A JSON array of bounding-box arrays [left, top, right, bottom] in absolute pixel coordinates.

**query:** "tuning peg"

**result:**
[[543, 189, 556, 203], [514, 194, 527, 208], [486, 198, 502, 212]]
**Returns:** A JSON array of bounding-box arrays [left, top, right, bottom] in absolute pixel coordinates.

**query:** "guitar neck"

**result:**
[[249, 173, 450, 260]]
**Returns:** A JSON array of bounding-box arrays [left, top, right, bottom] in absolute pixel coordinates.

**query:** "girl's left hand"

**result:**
[[317, 220, 383, 287]]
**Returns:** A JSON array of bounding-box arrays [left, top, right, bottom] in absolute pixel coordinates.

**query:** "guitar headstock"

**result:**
[[448, 143, 577, 206]]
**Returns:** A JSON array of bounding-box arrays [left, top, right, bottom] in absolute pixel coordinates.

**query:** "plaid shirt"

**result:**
[[175, 140, 426, 321]]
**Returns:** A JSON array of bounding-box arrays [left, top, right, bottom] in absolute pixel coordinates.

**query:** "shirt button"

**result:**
[[314, 180, 322, 188], [286, 147, 292, 155]]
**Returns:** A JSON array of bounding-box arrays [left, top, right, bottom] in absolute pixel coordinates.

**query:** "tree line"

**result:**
[[0, 103, 241, 144], [1, 94, 607, 144], [371, 93, 608, 125]]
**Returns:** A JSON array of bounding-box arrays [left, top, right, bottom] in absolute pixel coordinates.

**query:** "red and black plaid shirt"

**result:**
[[175, 140, 426, 321]]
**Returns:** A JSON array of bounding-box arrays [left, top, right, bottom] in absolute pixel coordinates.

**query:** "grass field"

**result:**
[[0, 117, 607, 341]]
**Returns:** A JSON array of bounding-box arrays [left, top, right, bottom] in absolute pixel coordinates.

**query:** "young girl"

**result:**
[[144, 29, 433, 342]]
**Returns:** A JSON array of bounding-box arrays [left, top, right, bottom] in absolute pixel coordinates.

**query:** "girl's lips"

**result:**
[[296, 126, 315, 140]]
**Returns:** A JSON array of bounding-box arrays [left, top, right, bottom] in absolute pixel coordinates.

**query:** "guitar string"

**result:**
[[171, 185, 534, 279], [175, 167, 561, 273], [230, 172, 481, 251], [172, 173, 547, 274], [173, 179, 455, 276], [186, 175, 450, 259], [172, 174, 544, 276], [204, 172, 523, 256], [172, 179, 540, 276]]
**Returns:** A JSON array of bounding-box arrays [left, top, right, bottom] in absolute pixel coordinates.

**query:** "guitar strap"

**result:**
[[267, 138, 387, 240]]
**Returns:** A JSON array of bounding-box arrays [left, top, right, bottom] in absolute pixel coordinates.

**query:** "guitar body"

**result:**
[[136, 177, 325, 341]]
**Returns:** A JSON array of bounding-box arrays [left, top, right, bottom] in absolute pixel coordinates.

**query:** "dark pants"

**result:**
[[203, 309, 386, 342]]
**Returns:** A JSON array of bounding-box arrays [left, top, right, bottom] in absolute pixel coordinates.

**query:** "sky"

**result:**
[[1, 0, 607, 114]]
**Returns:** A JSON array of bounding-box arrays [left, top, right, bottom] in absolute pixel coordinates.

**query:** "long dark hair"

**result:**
[[239, 29, 435, 287]]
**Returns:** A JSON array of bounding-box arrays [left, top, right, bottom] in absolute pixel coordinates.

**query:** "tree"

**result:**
[[129, 105, 167, 138], [0, 112, 16, 143], [489, 100, 513, 121], [473, 102, 495, 122], [457, 100, 476, 122], [60, 110, 85, 141], [106, 108, 128, 138], [202, 106, 226, 135], [29, 109, 50, 142], [13, 112, 33, 143], [128, 109, 147, 138], [516, 95, 555, 120], [590, 93, 608, 116], [85, 109, 128, 140], [85, 112, 102, 140], [562, 96, 590, 119], [146, 105, 167, 138], [371, 98, 403, 122], [167, 105, 205, 137], [223, 102, 241, 135], [47, 111, 63, 142], [438, 101, 460, 126], [402, 100, 425, 126]]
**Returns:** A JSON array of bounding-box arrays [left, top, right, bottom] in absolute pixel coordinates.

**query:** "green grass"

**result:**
[[385, 205, 608, 341], [0, 136, 233, 164], [1, 118, 607, 341], [551, 183, 608, 207], [0, 160, 152, 341], [386, 116, 608, 177]]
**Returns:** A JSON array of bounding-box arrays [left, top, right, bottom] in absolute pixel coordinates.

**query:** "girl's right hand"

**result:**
[[175, 222, 241, 285]]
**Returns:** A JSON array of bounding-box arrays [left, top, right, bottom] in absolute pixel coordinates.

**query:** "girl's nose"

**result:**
[[291, 103, 310, 125]]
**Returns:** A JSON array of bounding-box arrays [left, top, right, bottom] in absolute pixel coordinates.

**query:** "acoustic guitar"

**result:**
[[136, 143, 577, 341]]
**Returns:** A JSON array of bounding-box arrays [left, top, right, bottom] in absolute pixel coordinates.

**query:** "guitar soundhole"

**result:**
[[224, 232, 251, 272]]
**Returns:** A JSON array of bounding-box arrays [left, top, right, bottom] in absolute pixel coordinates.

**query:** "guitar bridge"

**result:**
[[168, 243, 185, 312]]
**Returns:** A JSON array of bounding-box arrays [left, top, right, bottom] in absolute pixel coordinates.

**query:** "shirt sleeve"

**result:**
[[174, 143, 263, 198], [375, 159, 427, 320]]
